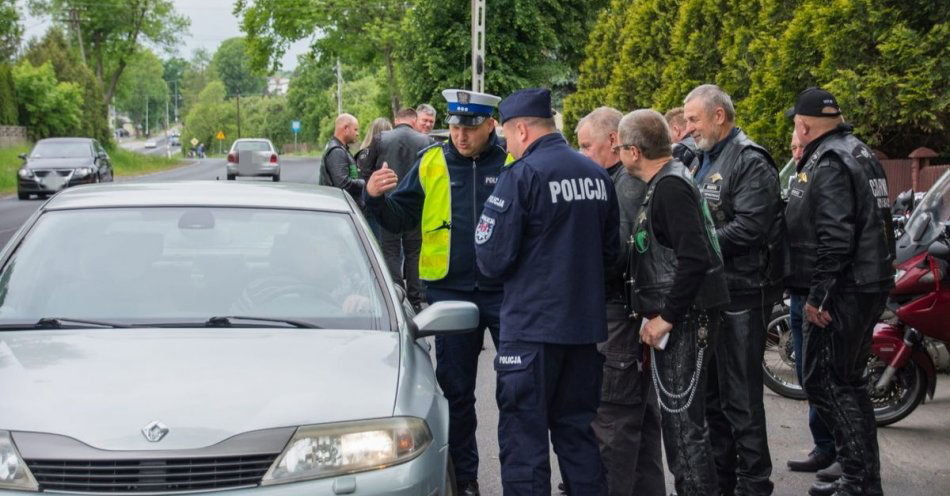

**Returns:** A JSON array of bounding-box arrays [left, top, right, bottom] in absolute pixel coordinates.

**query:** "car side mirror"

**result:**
[[412, 301, 479, 339], [18, 153, 27, 160]]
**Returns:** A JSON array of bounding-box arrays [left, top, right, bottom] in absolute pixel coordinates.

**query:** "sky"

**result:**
[[19, 0, 312, 72]]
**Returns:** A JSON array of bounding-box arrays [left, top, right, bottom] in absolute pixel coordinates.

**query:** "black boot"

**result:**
[[808, 481, 836, 496], [787, 450, 834, 472], [816, 461, 842, 482], [457, 480, 480, 496]]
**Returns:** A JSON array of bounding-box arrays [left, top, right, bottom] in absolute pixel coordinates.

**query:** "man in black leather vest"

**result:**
[[785, 88, 895, 496], [619, 109, 729, 496], [575, 107, 664, 496], [319, 113, 363, 199], [367, 108, 432, 309], [682, 84, 783, 496]]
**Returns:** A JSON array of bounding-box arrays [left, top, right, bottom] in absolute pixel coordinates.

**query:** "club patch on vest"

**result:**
[[475, 214, 496, 245]]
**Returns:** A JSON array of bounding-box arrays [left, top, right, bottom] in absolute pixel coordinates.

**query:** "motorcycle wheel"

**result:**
[[762, 307, 808, 400], [867, 355, 927, 426]]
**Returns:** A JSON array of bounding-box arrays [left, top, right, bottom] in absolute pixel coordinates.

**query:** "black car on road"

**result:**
[[17, 138, 115, 200]]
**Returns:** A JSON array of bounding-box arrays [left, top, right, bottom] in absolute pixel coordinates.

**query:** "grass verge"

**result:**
[[111, 147, 186, 177], [0, 144, 31, 194]]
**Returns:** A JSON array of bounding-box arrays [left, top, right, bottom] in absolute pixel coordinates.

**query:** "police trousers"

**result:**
[[591, 304, 665, 496], [706, 306, 774, 495], [652, 310, 719, 496], [496, 341, 607, 496], [803, 291, 888, 496], [428, 287, 501, 483]]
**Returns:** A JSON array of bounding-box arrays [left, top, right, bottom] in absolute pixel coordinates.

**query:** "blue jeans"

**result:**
[[790, 292, 835, 456]]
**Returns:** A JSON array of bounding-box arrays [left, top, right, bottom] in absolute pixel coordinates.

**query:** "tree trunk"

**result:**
[[102, 1, 148, 105], [384, 46, 401, 116]]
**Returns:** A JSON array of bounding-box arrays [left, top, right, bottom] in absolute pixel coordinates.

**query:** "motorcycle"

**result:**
[[869, 177, 950, 425], [763, 170, 950, 407]]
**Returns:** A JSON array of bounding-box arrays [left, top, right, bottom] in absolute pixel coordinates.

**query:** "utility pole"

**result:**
[[471, 0, 486, 92], [336, 58, 343, 115], [164, 95, 170, 158], [68, 7, 86, 65], [236, 91, 242, 139], [173, 80, 179, 122], [145, 96, 149, 137]]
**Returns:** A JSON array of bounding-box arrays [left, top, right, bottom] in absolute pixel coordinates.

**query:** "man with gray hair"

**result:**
[[683, 84, 784, 496], [618, 108, 728, 496], [575, 107, 664, 496], [415, 103, 437, 134]]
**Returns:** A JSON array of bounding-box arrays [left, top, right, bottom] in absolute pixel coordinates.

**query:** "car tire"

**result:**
[[272, 174, 280, 182], [227, 174, 236, 181], [17, 191, 29, 200]]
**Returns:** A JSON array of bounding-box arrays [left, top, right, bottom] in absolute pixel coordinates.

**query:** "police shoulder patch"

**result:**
[[475, 214, 496, 245], [486, 194, 508, 211]]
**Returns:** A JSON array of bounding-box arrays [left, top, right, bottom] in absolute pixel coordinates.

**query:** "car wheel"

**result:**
[[17, 191, 29, 200], [227, 174, 236, 181], [272, 174, 280, 182]]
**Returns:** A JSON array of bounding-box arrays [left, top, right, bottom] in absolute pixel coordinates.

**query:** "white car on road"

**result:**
[[227, 139, 281, 182]]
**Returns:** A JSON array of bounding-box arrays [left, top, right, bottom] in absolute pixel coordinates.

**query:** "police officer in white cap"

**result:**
[[365, 88, 509, 496]]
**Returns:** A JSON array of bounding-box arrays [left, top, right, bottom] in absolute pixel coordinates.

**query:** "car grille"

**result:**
[[25, 454, 279, 493], [32, 170, 73, 178]]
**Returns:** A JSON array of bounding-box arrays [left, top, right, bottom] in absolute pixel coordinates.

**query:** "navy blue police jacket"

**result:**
[[475, 133, 620, 344], [363, 132, 509, 292]]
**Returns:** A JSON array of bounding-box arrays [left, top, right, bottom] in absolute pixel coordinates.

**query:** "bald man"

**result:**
[[320, 113, 363, 199]]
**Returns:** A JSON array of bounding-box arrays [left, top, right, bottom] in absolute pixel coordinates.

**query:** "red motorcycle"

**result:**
[[869, 216, 950, 426]]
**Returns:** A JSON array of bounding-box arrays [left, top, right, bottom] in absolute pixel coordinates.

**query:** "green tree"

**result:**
[[0, 0, 22, 62], [211, 37, 267, 98], [115, 49, 169, 135], [163, 56, 187, 122], [181, 80, 235, 154], [23, 27, 111, 145], [180, 48, 214, 116], [12, 60, 83, 139], [236, 0, 410, 114], [398, 0, 608, 111], [0, 63, 17, 125], [28, 0, 189, 105], [285, 54, 337, 146]]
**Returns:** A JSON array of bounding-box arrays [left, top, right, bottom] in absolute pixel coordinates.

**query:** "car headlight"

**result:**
[[74, 167, 93, 177], [17, 169, 33, 179], [0, 431, 38, 491], [261, 417, 432, 485], [894, 269, 906, 284]]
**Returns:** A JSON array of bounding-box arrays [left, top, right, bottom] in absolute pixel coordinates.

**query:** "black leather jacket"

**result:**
[[320, 136, 364, 199], [692, 128, 786, 308], [606, 163, 647, 305], [785, 124, 895, 307]]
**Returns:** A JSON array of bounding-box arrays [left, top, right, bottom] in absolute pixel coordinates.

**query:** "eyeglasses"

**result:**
[[611, 144, 637, 154]]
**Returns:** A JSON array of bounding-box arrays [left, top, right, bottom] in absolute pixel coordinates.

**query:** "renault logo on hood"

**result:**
[[142, 421, 169, 442]]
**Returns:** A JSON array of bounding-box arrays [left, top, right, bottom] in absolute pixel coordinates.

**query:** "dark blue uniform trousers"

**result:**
[[427, 287, 501, 484], [495, 340, 607, 496]]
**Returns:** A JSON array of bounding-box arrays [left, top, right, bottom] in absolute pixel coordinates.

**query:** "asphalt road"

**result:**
[[0, 155, 320, 247], [1, 155, 949, 494]]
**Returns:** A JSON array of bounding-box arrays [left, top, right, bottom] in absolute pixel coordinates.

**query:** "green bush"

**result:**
[[12, 61, 83, 140]]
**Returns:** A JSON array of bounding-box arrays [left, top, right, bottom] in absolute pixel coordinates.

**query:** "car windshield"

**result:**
[[904, 170, 950, 244], [30, 142, 92, 159], [0, 207, 388, 330], [234, 141, 272, 152]]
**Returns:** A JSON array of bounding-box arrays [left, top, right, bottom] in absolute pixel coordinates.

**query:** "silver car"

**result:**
[[227, 139, 281, 182], [0, 181, 474, 495]]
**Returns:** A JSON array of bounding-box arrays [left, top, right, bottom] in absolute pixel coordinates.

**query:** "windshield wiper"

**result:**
[[33, 317, 130, 329], [204, 316, 320, 329]]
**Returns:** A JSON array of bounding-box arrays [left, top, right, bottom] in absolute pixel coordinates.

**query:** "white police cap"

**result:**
[[441, 89, 502, 126]]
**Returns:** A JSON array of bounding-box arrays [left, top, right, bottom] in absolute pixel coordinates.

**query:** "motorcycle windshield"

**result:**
[[903, 170, 950, 248]]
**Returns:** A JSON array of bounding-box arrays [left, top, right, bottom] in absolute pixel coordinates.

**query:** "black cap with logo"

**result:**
[[785, 87, 842, 118]]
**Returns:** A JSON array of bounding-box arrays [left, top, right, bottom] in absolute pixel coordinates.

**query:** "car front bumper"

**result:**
[[0, 444, 447, 496], [18, 173, 96, 194]]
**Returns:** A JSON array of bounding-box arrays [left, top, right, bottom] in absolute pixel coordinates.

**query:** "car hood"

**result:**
[[0, 329, 400, 450], [26, 157, 94, 169]]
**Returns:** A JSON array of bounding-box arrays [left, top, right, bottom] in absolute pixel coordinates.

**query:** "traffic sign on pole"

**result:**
[[291, 120, 301, 133]]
